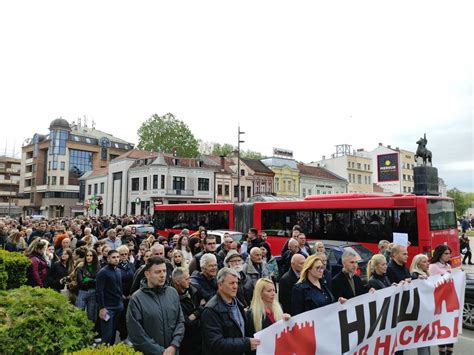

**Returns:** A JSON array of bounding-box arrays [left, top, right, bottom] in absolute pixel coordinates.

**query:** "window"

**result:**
[[100, 182, 105, 194], [88, 184, 92, 195], [60, 162, 65, 170], [173, 177, 185, 190], [364, 176, 368, 184], [225, 185, 230, 196], [131, 178, 140, 191], [60, 176, 64, 185], [428, 200, 456, 231], [153, 175, 158, 189], [94, 183, 98, 195], [247, 186, 251, 198], [403, 174, 406, 181], [69, 149, 93, 178], [283, 181, 286, 191], [288, 181, 292, 191], [198, 178, 210, 191], [240, 169, 245, 176], [408, 187, 411, 193], [303, 188, 306, 197], [52, 159, 58, 170], [367, 165, 370, 170], [403, 186, 407, 192], [348, 174, 352, 183], [357, 163, 361, 169], [143, 177, 148, 190], [47, 177, 50, 185], [348, 162, 351, 168], [308, 189, 312, 195], [161, 175, 165, 189], [217, 184, 223, 195], [48, 129, 68, 156], [352, 162, 355, 168], [357, 175, 362, 184], [52, 176, 57, 185], [48, 161, 51, 170], [275, 178, 280, 191], [234, 185, 239, 199], [368, 176, 371, 184]]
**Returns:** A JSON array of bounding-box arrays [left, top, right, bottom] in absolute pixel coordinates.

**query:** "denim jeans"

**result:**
[[100, 305, 123, 345], [75, 289, 97, 322]]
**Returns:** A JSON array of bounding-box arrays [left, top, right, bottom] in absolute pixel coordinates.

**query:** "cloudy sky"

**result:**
[[0, 1, 472, 191]]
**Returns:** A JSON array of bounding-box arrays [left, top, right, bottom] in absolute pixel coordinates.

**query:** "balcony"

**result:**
[[166, 189, 194, 196]]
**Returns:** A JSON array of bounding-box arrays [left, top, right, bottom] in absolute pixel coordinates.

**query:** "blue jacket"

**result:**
[[96, 264, 123, 309], [291, 279, 335, 315]]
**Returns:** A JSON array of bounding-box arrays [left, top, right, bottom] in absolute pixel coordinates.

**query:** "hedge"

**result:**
[[0, 286, 95, 354], [0, 250, 31, 289], [70, 344, 142, 354]]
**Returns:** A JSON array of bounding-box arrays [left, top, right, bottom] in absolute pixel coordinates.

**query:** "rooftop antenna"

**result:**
[[78, 117, 82, 128], [92, 119, 96, 129], [83, 115, 88, 128]]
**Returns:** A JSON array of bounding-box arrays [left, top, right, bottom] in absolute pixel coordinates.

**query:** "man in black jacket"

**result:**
[[190, 253, 218, 303], [201, 267, 260, 355], [331, 250, 371, 300], [96, 249, 123, 345], [172, 267, 205, 355], [386, 245, 412, 284], [279, 253, 306, 313]]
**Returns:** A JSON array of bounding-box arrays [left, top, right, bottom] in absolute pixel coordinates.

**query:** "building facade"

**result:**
[[18, 118, 133, 217], [298, 164, 347, 197], [310, 146, 373, 193], [0, 156, 21, 216], [261, 156, 300, 198]]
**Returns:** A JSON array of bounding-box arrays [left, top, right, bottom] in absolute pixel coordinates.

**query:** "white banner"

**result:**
[[256, 269, 466, 355]]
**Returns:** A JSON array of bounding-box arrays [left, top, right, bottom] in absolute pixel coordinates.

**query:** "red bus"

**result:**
[[153, 193, 460, 266]]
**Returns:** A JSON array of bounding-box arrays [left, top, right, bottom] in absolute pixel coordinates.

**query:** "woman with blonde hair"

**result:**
[[292, 255, 345, 315], [367, 254, 391, 290], [247, 278, 290, 337], [410, 254, 430, 279], [171, 249, 186, 269]]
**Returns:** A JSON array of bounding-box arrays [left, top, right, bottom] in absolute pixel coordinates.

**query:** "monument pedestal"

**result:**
[[413, 166, 439, 196]]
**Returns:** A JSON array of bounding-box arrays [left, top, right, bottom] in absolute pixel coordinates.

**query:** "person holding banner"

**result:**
[[429, 245, 454, 355], [291, 255, 346, 316], [410, 254, 430, 280], [367, 254, 392, 290], [386, 245, 412, 284], [246, 278, 291, 352]]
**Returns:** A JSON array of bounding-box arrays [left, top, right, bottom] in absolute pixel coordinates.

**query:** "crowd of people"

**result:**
[[0, 215, 464, 355]]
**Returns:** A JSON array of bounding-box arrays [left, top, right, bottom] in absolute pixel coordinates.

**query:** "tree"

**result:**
[[137, 113, 199, 157], [211, 143, 235, 156], [241, 149, 264, 160], [447, 188, 470, 217]]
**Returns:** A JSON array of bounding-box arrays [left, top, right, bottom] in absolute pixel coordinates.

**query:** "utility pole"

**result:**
[[237, 126, 245, 202]]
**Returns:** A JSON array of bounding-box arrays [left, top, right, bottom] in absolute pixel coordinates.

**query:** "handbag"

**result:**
[[461, 247, 468, 255]]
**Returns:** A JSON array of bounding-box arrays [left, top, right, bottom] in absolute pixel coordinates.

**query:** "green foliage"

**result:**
[[0, 286, 95, 354], [69, 343, 142, 355], [447, 188, 470, 216], [137, 113, 200, 158], [211, 143, 235, 156], [0, 250, 31, 290], [241, 149, 264, 160]]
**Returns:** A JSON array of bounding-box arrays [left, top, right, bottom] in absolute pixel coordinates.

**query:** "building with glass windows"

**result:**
[[18, 118, 133, 217]]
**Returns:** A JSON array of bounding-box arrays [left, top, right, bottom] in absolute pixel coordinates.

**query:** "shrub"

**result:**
[[70, 343, 142, 354], [0, 286, 95, 354], [0, 250, 31, 289]]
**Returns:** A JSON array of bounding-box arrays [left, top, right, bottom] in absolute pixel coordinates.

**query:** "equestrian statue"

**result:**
[[415, 133, 432, 165]]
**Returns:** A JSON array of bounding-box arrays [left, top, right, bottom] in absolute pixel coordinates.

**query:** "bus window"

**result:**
[[261, 210, 295, 237], [427, 200, 456, 230], [321, 211, 351, 241], [209, 211, 230, 230]]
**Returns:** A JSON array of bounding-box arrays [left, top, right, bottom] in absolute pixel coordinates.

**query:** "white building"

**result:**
[[298, 164, 347, 197], [82, 150, 215, 216]]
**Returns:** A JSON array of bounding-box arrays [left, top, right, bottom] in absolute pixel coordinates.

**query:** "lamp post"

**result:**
[[237, 126, 245, 202]]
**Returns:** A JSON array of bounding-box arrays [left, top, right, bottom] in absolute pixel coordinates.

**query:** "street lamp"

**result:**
[[237, 126, 245, 202]]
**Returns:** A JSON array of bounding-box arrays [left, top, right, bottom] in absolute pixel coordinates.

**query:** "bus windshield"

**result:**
[[427, 199, 456, 230]]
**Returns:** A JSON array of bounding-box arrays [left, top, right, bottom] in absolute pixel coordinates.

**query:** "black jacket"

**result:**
[[292, 279, 335, 315], [386, 260, 412, 284], [177, 284, 204, 355], [76, 264, 98, 290], [368, 273, 391, 290], [190, 272, 217, 302], [130, 261, 173, 295], [201, 293, 251, 355], [246, 308, 274, 336], [96, 264, 123, 309], [45, 261, 69, 291], [331, 271, 367, 300], [278, 269, 299, 314]]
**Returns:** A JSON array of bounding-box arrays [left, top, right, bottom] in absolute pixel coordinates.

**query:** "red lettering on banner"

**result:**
[[429, 320, 451, 340], [353, 344, 369, 355], [454, 317, 459, 337], [390, 334, 399, 355], [374, 335, 391, 355], [433, 278, 460, 315], [414, 324, 430, 342], [275, 321, 315, 355], [399, 326, 413, 346]]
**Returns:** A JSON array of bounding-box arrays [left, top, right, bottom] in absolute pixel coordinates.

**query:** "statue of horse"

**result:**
[[415, 133, 432, 165]]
